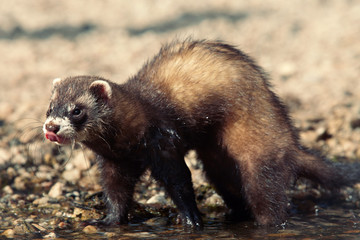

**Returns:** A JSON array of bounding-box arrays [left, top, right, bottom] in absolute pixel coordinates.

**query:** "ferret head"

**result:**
[[43, 76, 112, 145]]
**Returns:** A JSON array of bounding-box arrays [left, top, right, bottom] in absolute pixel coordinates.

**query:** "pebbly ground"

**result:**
[[0, 0, 360, 238]]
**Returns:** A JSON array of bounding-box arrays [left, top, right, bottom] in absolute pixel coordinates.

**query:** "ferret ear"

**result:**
[[89, 80, 112, 101], [52, 78, 62, 87]]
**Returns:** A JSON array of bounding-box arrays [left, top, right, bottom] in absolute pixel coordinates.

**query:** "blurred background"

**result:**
[[0, 0, 359, 119]]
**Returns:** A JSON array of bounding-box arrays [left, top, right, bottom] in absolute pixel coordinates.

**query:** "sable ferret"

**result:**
[[43, 40, 343, 228]]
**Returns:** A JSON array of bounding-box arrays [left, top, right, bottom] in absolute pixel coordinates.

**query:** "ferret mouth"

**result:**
[[45, 131, 71, 145]]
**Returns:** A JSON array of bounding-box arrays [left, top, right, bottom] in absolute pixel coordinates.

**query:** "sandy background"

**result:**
[[0, 0, 359, 160]]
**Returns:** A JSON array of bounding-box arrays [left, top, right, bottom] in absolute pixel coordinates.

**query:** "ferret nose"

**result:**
[[45, 123, 60, 134]]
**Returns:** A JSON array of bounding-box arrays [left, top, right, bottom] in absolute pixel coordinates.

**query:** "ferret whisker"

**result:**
[[24, 130, 48, 166], [55, 144, 72, 170], [11, 117, 44, 125], [97, 134, 112, 150], [79, 144, 98, 186]]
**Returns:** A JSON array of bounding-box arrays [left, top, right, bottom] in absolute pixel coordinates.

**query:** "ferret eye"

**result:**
[[72, 108, 82, 116]]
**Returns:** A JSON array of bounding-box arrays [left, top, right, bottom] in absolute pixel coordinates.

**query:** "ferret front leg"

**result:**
[[150, 149, 203, 229], [97, 156, 143, 225]]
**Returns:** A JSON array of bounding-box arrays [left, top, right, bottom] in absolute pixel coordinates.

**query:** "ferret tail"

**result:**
[[294, 149, 350, 189], [332, 161, 360, 186]]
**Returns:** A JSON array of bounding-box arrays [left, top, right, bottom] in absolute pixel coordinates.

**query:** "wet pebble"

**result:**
[[146, 193, 167, 205], [58, 221, 68, 229], [104, 232, 116, 237], [144, 217, 168, 226], [123, 232, 157, 238], [43, 232, 57, 238], [31, 223, 47, 232], [72, 207, 102, 221], [83, 225, 98, 234], [1, 229, 15, 238], [204, 193, 224, 206]]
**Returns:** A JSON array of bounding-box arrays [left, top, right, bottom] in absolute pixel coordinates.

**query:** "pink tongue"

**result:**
[[45, 132, 59, 142]]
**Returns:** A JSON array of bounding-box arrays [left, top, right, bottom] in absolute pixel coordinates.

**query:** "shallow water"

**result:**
[[79, 210, 360, 239], [60, 210, 360, 239], [2, 206, 359, 239]]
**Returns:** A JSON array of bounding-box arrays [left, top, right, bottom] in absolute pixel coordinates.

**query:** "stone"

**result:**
[[83, 225, 98, 234], [48, 182, 64, 198], [146, 193, 167, 205], [62, 168, 81, 183]]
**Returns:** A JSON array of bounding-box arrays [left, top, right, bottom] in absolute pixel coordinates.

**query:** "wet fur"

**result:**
[[44, 40, 343, 228]]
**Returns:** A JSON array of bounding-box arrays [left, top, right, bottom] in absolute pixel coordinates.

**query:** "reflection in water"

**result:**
[[57, 207, 360, 239]]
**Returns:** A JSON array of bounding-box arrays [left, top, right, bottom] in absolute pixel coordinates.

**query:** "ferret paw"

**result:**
[[178, 214, 203, 230]]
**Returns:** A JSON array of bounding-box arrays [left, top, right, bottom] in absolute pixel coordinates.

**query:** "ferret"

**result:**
[[43, 39, 343, 228]]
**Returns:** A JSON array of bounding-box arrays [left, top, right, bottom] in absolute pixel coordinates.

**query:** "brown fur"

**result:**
[[44, 39, 343, 228]]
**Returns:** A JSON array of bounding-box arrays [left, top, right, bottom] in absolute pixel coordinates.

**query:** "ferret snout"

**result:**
[[45, 122, 60, 134]]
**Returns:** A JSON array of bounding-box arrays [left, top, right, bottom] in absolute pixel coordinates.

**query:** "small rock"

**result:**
[[64, 162, 74, 170], [6, 167, 16, 178], [11, 154, 27, 165], [62, 168, 81, 183], [278, 62, 296, 79], [350, 118, 360, 129], [17, 200, 25, 208], [72, 151, 91, 171], [17, 168, 31, 178], [354, 183, 360, 190], [83, 225, 98, 234], [144, 217, 168, 226], [104, 232, 116, 237], [11, 194, 22, 201], [13, 176, 26, 190], [1, 229, 15, 238], [3, 185, 13, 194], [315, 127, 332, 141], [43, 153, 56, 165], [204, 193, 224, 206], [31, 223, 47, 232], [58, 221, 67, 229], [73, 207, 102, 221], [123, 232, 157, 238], [25, 218, 34, 223], [33, 196, 49, 206], [13, 222, 33, 234], [43, 232, 57, 238], [0, 147, 11, 165], [41, 181, 53, 188], [0, 102, 13, 120], [146, 193, 167, 205], [26, 194, 37, 201], [48, 182, 64, 198]]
